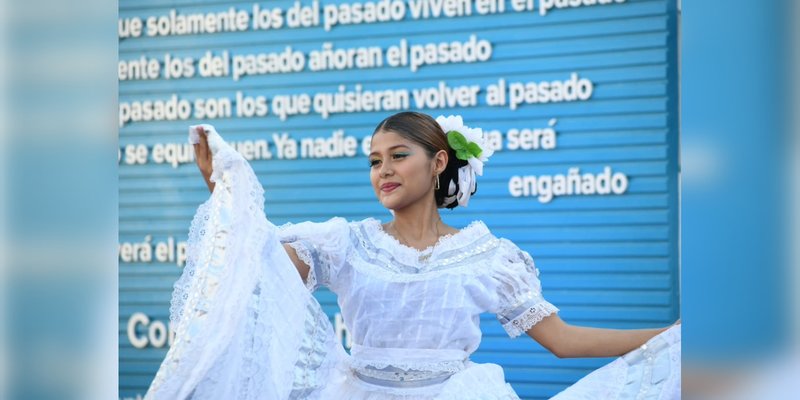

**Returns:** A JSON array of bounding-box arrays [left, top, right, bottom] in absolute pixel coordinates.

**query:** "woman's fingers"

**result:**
[[199, 128, 211, 160], [193, 126, 212, 174], [190, 125, 216, 192], [193, 144, 206, 170]]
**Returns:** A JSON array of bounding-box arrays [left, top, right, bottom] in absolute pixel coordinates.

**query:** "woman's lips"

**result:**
[[381, 183, 400, 193]]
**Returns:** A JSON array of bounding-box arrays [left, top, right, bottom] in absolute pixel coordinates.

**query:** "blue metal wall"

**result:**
[[119, 1, 680, 398]]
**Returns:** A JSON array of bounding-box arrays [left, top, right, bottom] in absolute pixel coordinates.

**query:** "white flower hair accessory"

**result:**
[[435, 115, 494, 207]]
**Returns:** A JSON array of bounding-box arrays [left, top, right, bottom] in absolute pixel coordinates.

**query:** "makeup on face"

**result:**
[[369, 132, 438, 210], [368, 146, 414, 169]]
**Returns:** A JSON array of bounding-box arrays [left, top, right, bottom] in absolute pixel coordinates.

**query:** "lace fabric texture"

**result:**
[[501, 301, 561, 338], [348, 346, 469, 384], [354, 366, 459, 384], [145, 126, 344, 400], [282, 240, 319, 292]]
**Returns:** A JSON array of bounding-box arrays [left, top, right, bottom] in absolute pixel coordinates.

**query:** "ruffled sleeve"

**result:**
[[277, 218, 352, 293], [490, 239, 559, 338], [146, 125, 346, 399]]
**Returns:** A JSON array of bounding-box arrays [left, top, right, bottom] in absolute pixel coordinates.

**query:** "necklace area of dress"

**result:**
[[387, 221, 444, 263]]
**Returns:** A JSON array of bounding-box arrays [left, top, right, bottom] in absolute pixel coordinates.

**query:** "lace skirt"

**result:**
[[143, 125, 680, 400]]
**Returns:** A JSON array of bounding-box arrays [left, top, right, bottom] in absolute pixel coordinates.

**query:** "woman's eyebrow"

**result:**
[[368, 144, 410, 157]]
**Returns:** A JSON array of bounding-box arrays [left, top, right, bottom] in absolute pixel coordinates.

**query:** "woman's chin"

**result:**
[[380, 200, 399, 211], [380, 198, 405, 212]]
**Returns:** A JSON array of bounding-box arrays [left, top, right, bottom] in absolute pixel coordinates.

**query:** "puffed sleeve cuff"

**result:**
[[281, 238, 329, 292], [497, 294, 559, 338]]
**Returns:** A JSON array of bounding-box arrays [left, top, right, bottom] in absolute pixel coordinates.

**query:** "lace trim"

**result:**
[[288, 297, 333, 398], [237, 284, 268, 398], [501, 301, 559, 338], [148, 138, 272, 398], [369, 218, 487, 253], [285, 241, 317, 292], [350, 358, 466, 375], [169, 200, 210, 327], [347, 237, 501, 282], [361, 218, 491, 265], [354, 365, 460, 383]]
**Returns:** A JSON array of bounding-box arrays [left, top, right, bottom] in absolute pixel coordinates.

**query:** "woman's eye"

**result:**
[[369, 159, 381, 167], [392, 153, 409, 159]]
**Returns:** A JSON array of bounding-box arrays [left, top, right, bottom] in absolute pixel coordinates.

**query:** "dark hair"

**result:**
[[372, 111, 474, 209]]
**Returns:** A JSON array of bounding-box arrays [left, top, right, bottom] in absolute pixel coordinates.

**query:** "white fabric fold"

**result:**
[[146, 126, 342, 400]]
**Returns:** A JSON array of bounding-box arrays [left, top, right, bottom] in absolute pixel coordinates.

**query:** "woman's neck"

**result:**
[[387, 199, 452, 250]]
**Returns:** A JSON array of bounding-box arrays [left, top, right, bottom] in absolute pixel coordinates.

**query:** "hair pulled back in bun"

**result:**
[[372, 111, 475, 209]]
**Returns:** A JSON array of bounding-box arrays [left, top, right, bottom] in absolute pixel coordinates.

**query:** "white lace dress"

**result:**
[[144, 126, 681, 400]]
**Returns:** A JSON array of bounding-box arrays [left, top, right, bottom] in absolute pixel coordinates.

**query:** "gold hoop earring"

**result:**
[[435, 175, 440, 190]]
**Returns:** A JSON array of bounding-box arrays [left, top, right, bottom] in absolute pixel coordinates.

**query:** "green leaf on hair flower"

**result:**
[[446, 130, 482, 161], [466, 141, 483, 158], [447, 130, 466, 148]]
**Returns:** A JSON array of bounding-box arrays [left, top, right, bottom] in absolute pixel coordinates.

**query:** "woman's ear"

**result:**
[[434, 149, 448, 175]]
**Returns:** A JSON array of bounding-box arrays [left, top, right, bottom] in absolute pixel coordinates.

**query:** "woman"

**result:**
[[145, 112, 680, 399]]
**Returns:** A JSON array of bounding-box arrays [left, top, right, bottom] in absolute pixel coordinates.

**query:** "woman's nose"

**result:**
[[380, 161, 393, 177]]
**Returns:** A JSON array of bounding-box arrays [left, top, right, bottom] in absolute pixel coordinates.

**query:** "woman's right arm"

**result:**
[[283, 244, 311, 283], [193, 126, 311, 283]]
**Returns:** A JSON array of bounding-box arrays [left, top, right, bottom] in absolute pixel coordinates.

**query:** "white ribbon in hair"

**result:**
[[435, 115, 493, 208]]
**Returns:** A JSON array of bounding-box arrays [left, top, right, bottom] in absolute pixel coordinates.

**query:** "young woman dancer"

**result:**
[[145, 111, 680, 399]]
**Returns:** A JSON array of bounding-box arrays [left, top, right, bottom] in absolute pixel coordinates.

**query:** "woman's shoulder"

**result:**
[[276, 217, 383, 244], [275, 217, 354, 244], [346, 216, 379, 228]]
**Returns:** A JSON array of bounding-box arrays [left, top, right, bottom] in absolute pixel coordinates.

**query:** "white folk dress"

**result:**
[[144, 127, 681, 400]]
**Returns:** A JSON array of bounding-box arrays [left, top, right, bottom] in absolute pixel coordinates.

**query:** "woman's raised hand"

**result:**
[[193, 126, 216, 192]]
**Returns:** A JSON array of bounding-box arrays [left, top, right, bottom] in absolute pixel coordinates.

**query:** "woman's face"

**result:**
[[369, 130, 441, 211]]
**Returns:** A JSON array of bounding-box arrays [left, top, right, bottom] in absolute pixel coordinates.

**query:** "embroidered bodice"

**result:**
[[279, 217, 559, 382]]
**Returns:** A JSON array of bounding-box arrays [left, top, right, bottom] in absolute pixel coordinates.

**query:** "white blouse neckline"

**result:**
[[363, 217, 490, 258]]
